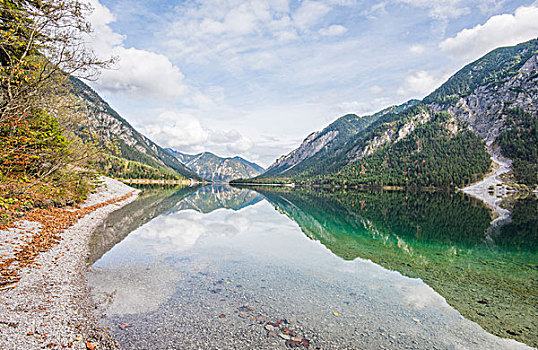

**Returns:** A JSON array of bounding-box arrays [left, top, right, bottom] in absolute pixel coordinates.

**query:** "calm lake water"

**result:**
[[88, 185, 537, 349]]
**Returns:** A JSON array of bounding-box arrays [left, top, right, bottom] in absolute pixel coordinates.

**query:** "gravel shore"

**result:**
[[461, 144, 512, 230], [0, 177, 138, 350]]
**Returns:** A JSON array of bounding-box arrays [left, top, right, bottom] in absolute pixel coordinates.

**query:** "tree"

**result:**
[[0, 0, 111, 210], [1, 0, 109, 117]]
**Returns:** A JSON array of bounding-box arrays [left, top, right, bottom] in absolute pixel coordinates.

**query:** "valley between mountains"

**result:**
[[1, 3, 537, 348], [50, 39, 538, 195]]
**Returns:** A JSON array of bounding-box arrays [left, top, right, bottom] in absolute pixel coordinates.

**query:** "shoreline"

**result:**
[[230, 182, 296, 187], [460, 144, 513, 230], [0, 177, 139, 350], [120, 178, 197, 185]]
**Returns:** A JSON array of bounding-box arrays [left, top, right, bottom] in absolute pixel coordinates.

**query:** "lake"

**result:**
[[88, 185, 537, 349]]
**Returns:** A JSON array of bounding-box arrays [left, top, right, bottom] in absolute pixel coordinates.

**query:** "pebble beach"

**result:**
[[0, 177, 138, 350]]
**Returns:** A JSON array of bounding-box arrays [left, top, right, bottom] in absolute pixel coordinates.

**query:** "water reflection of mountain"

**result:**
[[253, 187, 538, 348], [495, 196, 538, 252], [88, 186, 198, 265], [175, 185, 263, 213], [89, 185, 262, 264]]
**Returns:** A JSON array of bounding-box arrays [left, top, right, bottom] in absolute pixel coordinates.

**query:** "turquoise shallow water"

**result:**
[[88, 185, 537, 349], [255, 187, 537, 346]]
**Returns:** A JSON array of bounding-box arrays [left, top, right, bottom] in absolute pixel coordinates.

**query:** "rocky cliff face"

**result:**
[[260, 102, 419, 179], [346, 40, 538, 171], [69, 78, 199, 179], [266, 130, 339, 175], [427, 44, 538, 145], [167, 150, 264, 182], [350, 109, 433, 161]]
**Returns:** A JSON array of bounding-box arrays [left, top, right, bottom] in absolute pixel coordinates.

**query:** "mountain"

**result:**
[[244, 38, 538, 187], [262, 99, 419, 178], [423, 39, 538, 185], [69, 77, 201, 181], [166, 149, 264, 182], [233, 156, 265, 174]]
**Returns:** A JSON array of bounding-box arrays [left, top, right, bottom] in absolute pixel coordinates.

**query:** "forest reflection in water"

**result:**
[[252, 186, 537, 346]]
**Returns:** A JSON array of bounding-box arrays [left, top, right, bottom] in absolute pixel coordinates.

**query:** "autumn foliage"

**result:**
[[0, 192, 133, 287], [0, 0, 110, 223]]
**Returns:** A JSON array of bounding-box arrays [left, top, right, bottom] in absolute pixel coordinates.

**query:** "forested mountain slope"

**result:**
[[262, 100, 419, 178], [245, 38, 538, 187], [424, 39, 538, 185], [69, 78, 201, 181]]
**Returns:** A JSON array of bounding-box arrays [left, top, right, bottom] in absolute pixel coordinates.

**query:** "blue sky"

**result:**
[[85, 0, 538, 167]]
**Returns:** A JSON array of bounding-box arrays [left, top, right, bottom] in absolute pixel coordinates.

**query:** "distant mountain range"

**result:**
[[68, 78, 265, 183], [69, 78, 201, 181], [238, 38, 538, 187], [166, 149, 264, 182]]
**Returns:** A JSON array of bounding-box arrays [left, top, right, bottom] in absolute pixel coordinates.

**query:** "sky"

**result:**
[[84, 0, 538, 167]]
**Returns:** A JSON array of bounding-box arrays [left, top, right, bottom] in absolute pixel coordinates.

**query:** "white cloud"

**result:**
[[160, 1, 304, 66], [155, 125, 256, 158], [335, 97, 392, 116], [227, 135, 254, 153], [369, 85, 384, 94], [440, 5, 538, 62], [319, 24, 348, 36], [85, 0, 189, 100], [275, 29, 299, 42], [164, 0, 338, 64], [409, 44, 425, 54], [86, 0, 124, 52], [242, 51, 280, 70], [198, 3, 260, 36], [206, 129, 253, 153], [362, 2, 388, 19], [96, 47, 188, 99], [397, 70, 447, 96], [141, 111, 208, 149], [210, 129, 243, 144], [294, 1, 332, 30], [395, 0, 472, 20], [170, 1, 294, 39]]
